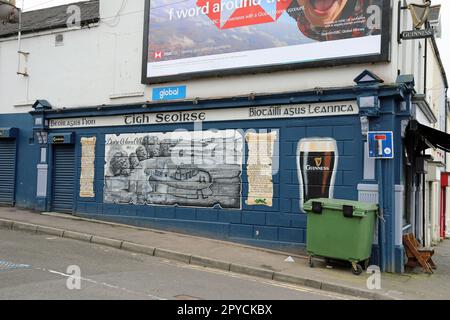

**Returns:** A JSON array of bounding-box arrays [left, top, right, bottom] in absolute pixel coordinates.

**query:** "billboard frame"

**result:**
[[141, 0, 391, 85]]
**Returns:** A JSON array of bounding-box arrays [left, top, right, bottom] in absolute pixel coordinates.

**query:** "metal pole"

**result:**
[[422, 149, 426, 246], [377, 159, 386, 271], [17, 0, 23, 74], [17, 0, 25, 74], [397, 0, 402, 44]]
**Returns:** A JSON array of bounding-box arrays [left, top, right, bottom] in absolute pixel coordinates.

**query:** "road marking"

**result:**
[[36, 267, 166, 300], [0, 260, 31, 272], [177, 263, 359, 300]]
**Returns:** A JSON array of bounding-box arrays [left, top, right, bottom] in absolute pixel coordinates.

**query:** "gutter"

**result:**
[[0, 22, 100, 43]]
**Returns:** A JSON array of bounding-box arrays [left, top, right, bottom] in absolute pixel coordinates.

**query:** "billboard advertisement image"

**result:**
[[142, 0, 390, 83]]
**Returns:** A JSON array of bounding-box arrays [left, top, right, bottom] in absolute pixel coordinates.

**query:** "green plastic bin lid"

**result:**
[[303, 198, 378, 217]]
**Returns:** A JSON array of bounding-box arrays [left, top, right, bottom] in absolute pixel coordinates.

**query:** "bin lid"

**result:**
[[303, 198, 378, 217]]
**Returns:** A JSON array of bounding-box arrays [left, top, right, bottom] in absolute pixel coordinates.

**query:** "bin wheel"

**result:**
[[351, 262, 363, 276], [308, 256, 314, 268]]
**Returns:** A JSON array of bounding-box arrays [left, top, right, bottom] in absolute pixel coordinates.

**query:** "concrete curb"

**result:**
[[0, 219, 13, 230], [12, 222, 38, 233], [154, 248, 192, 264], [190, 256, 231, 272], [230, 264, 274, 280], [36, 226, 64, 237], [273, 272, 322, 290], [91, 236, 123, 249], [63, 230, 93, 242], [121, 241, 156, 256], [0, 219, 393, 300]]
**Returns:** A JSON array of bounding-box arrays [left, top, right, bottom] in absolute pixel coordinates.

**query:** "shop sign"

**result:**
[[49, 101, 359, 129], [152, 85, 187, 101], [52, 136, 66, 144]]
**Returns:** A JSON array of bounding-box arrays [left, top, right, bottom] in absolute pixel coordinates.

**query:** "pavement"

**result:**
[[0, 206, 449, 300], [0, 229, 355, 300]]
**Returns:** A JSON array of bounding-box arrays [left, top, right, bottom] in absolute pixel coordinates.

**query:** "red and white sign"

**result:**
[[196, 0, 291, 29], [154, 51, 164, 59]]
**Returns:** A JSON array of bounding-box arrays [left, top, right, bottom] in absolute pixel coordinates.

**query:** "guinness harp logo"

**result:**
[[408, 1, 431, 29], [314, 158, 323, 167]]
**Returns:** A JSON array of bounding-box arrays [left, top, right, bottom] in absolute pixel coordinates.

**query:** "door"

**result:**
[[0, 139, 17, 206], [441, 186, 446, 239], [51, 145, 75, 213]]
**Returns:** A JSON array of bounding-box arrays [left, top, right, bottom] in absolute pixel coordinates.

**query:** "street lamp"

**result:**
[[35, 131, 48, 145]]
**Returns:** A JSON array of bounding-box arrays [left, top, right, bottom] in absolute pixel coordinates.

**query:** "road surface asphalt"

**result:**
[[0, 228, 357, 300]]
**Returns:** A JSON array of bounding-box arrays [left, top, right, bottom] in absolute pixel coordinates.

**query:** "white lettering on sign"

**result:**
[[49, 102, 359, 129]]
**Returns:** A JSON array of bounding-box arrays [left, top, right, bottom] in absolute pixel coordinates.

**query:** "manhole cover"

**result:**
[[0, 260, 31, 271]]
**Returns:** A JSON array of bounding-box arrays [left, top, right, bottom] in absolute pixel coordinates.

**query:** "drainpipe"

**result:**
[[422, 148, 426, 246], [17, 0, 22, 73], [377, 160, 386, 271], [423, 37, 427, 95]]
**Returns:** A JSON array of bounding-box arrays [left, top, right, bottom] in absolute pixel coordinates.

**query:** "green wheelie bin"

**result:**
[[303, 198, 378, 275]]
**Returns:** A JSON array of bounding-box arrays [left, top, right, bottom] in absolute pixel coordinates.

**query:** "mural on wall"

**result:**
[[245, 131, 278, 207], [80, 136, 96, 198], [297, 137, 338, 210], [104, 130, 243, 209]]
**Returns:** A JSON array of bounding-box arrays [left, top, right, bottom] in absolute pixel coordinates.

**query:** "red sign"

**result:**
[[195, 0, 291, 29], [154, 51, 164, 59], [374, 135, 387, 141]]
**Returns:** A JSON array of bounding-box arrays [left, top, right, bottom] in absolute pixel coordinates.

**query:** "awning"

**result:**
[[407, 120, 450, 153]]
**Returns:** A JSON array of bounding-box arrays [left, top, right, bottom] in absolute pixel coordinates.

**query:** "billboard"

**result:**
[[142, 0, 390, 84]]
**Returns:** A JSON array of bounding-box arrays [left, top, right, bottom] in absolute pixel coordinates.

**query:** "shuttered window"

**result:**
[[51, 145, 75, 213], [0, 140, 17, 206]]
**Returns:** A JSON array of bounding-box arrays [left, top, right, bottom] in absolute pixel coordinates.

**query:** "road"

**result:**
[[0, 229, 356, 300]]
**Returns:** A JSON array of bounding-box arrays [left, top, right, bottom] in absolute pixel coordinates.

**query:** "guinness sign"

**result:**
[[297, 138, 338, 209], [401, 29, 434, 40], [399, 1, 434, 41], [408, 1, 431, 29]]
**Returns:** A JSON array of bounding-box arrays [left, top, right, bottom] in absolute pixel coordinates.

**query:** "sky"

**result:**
[[16, 0, 450, 87]]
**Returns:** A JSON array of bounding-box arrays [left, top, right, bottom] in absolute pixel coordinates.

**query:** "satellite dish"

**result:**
[[0, 0, 20, 24]]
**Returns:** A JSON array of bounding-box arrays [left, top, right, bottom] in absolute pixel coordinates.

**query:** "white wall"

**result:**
[[0, 0, 402, 114], [0, 0, 445, 118]]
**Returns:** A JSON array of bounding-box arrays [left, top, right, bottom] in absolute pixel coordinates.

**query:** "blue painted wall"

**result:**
[[45, 114, 364, 253], [4, 83, 412, 273], [0, 113, 39, 209]]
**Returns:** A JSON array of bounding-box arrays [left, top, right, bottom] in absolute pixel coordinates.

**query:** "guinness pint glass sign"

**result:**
[[297, 138, 338, 210]]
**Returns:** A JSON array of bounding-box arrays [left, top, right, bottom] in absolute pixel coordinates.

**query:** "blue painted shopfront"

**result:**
[[0, 114, 39, 209], [54, 114, 362, 247], [0, 72, 415, 273]]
